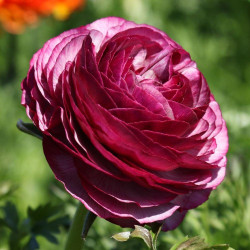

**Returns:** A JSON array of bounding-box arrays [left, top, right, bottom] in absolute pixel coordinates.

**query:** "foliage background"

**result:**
[[0, 0, 249, 249]]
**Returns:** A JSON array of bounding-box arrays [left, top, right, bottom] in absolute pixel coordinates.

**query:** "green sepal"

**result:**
[[17, 119, 43, 140]]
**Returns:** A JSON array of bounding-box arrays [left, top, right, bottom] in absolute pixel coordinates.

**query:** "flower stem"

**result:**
[[64, 202, 88, 250], [152, 224, 162, 250]]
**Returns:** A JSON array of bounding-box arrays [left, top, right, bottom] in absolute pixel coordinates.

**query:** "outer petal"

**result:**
[[162, 210, 187, 231]]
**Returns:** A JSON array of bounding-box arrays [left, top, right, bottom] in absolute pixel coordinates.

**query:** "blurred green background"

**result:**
[[0, 0, 250, 249]]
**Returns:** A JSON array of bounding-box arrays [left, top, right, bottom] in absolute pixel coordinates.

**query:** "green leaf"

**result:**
[[170, 236, 189, 250], [24, 236, 40, 250], [0, 202, 19, 230], [175, 236, 208, 250], [27, 203, 60, 221], [27, 203, 69, 245], [111, 231, 131, 242], [0, 201, 69, 248], [0, 218, 7, 227], [111, 225, 160, 249], [9, 230, 27, 250], [46, 215, 69, 232], [38, 231, 59, 244], [206, 244, 234, 250], [130, 225, 153, 249], [170, 236, 234, 250]]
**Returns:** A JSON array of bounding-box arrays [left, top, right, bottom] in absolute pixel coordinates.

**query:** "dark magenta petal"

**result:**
[[168, 100, 198, 124], [130, 120, 190, 136], [180, 67, 210, 107], [162, 210, 187, 231], [109, 108, 168, 123], [80, 176, 180, 224], [153, 168, 212, 186], [143, 130, 211, 154], [132, 85, 171, 116], [74, 67, 117, 109], [75, 159, 176, 208], [171, 188, 212, 209], [42, 136, 127, 220]]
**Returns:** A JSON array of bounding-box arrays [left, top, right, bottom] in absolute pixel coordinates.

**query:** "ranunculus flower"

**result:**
[[21, 17, 228, 231]]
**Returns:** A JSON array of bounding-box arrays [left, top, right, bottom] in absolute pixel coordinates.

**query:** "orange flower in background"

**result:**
[[0, 0, 85, 34]]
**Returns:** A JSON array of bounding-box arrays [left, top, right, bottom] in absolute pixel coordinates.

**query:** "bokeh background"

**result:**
[[0, 0, 249, 249]]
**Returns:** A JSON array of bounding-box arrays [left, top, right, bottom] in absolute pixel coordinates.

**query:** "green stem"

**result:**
[[152, 224, 162, 250], [64, 202, 88, 250]]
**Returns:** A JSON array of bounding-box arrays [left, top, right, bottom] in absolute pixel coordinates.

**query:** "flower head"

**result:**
[[21, 17, 228, 230]]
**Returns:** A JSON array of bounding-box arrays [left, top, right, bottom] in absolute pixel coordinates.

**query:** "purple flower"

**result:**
[[21, 17, 228, 230]]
